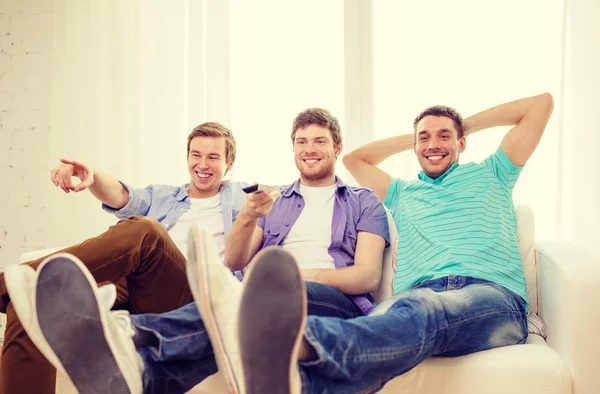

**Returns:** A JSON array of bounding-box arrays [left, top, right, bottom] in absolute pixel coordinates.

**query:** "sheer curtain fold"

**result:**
[[48, 0, 201, 246], [46, 0, 598, 256], [559, 0, 600, 256]]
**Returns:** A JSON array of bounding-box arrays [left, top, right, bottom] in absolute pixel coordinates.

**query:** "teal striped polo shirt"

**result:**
[[383, 148, 528, 305]]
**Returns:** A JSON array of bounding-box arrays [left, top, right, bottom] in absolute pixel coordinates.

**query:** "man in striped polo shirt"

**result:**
[[211, 93, 554, 393]]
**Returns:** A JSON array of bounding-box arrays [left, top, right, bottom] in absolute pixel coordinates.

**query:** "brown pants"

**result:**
[[0, 216, 193, 394]]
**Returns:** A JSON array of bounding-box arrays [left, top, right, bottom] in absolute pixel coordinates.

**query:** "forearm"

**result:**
[[224, 214, 261, 271], [302, 265, 381, 295], [88, 171, 129, 209], [463, 94, 550, 136], [343, 134, 414, 166]]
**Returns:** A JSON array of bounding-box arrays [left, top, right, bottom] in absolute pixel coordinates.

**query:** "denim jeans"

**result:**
[[299, 276, 528, 394], [131, 281, 362, 393]]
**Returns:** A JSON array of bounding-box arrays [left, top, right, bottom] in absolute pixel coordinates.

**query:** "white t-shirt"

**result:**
[[282, 184, 336, 269], [167, 193, 225, 261]]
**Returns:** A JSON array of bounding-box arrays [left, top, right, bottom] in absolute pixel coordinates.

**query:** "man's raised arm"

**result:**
[[342, 134, 414, 201], [463, 93, 554, 166], [50, 158, 129, 209]]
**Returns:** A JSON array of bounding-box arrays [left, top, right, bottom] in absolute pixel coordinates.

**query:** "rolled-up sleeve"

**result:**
[[257, 217, 266, 230], [102, 182, 152, 219], [357, 192, 390, 247]]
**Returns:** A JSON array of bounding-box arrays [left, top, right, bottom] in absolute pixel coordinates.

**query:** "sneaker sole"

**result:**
[[36, 255, 131, 394], [238, 247, 306, 394]]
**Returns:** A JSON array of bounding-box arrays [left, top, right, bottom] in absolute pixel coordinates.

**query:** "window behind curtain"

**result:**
[[229, 0, 345, 186], [373, 0, 564, 239]]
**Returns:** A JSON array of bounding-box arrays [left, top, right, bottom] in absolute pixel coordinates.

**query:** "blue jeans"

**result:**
[[130, 281, 361, 393], [299, 276, 528, 394]]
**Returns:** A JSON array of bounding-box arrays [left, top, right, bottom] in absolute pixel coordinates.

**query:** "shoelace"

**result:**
[[112, 310, 136, 338], [111, 310, 146, 375]]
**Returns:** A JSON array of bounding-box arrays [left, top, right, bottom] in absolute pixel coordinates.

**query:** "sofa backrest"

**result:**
[[372, 205, 538, 314]]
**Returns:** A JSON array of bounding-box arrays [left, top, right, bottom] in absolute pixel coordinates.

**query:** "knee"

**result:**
[[128, 216, 169, 240], [488, 320, 528, 348]]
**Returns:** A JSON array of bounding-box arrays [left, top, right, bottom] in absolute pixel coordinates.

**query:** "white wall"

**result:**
[[0, 0, 54, 270]]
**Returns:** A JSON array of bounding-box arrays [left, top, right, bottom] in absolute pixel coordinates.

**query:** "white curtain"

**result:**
[[49, 0, 140, 246], [559, 0, 600, 256], [46, 0, 599, 256], [48, 0, 209, 246]]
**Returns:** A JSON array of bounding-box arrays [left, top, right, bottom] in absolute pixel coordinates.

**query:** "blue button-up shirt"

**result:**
[[102, 180, 249, 278], [258, 177, 389, 315]]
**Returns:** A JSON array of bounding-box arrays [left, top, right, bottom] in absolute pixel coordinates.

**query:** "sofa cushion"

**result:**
[[372, 208, 399, 304], [376, 335, 570, 394], [18, 247, 65, 264], [190, 335, 570, 394], [515, 205, 538, 314]]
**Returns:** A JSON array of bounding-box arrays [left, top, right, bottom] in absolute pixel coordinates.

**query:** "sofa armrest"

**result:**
[[18, 247, 67, 265], [536, 240, 600, 394]]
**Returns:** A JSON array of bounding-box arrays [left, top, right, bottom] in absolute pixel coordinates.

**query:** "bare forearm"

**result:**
[[88, 171, 129, 209], [302, 265, 380, 295], [343, 134, 414, 166], [342, 134, 413, 200], [224, 214, 260, 271], [463, 94, 551, 136]]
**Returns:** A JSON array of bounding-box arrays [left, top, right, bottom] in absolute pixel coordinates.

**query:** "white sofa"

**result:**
[[9, 206, 600, 394]]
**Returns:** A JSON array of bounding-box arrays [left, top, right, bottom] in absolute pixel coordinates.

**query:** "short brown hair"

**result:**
[[291, 108, 342, 147], [187, 122, 236, 164], [413, 106, 464, 140]]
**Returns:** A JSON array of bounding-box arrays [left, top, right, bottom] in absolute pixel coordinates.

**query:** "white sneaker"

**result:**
[[5, 253, 143, 394], [187, 224, 245, 394], [187, 224, 303, 394]]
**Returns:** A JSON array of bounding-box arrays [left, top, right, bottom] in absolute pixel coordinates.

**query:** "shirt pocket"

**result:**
[[263, 223, 285, 246], [344, 225, 358, 243], [338, 224, 358, 255]]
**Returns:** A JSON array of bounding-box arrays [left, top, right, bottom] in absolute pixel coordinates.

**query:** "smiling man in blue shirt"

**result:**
[[0, 122, 248, 394]]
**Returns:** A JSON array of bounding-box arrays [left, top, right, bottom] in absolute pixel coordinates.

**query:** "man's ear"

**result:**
[[335, 142, 343, 158], [458, 136, 466, 153]]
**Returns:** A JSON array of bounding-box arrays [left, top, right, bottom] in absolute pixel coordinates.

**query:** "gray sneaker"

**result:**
[[7, 253, 143, 394], [238, 247, 305, 394]]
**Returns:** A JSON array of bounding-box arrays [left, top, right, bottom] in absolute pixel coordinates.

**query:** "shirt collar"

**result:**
[[281, 176, 348, 198], [177, 184, 190, 201], [418, 162, 459, 184], [179, 180, 229, 201]]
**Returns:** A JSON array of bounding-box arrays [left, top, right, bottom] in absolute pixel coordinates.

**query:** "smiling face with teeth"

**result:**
[[414, 116, 466, 179], [293, 124, 343, 187], [187, 136, 233, 198]]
